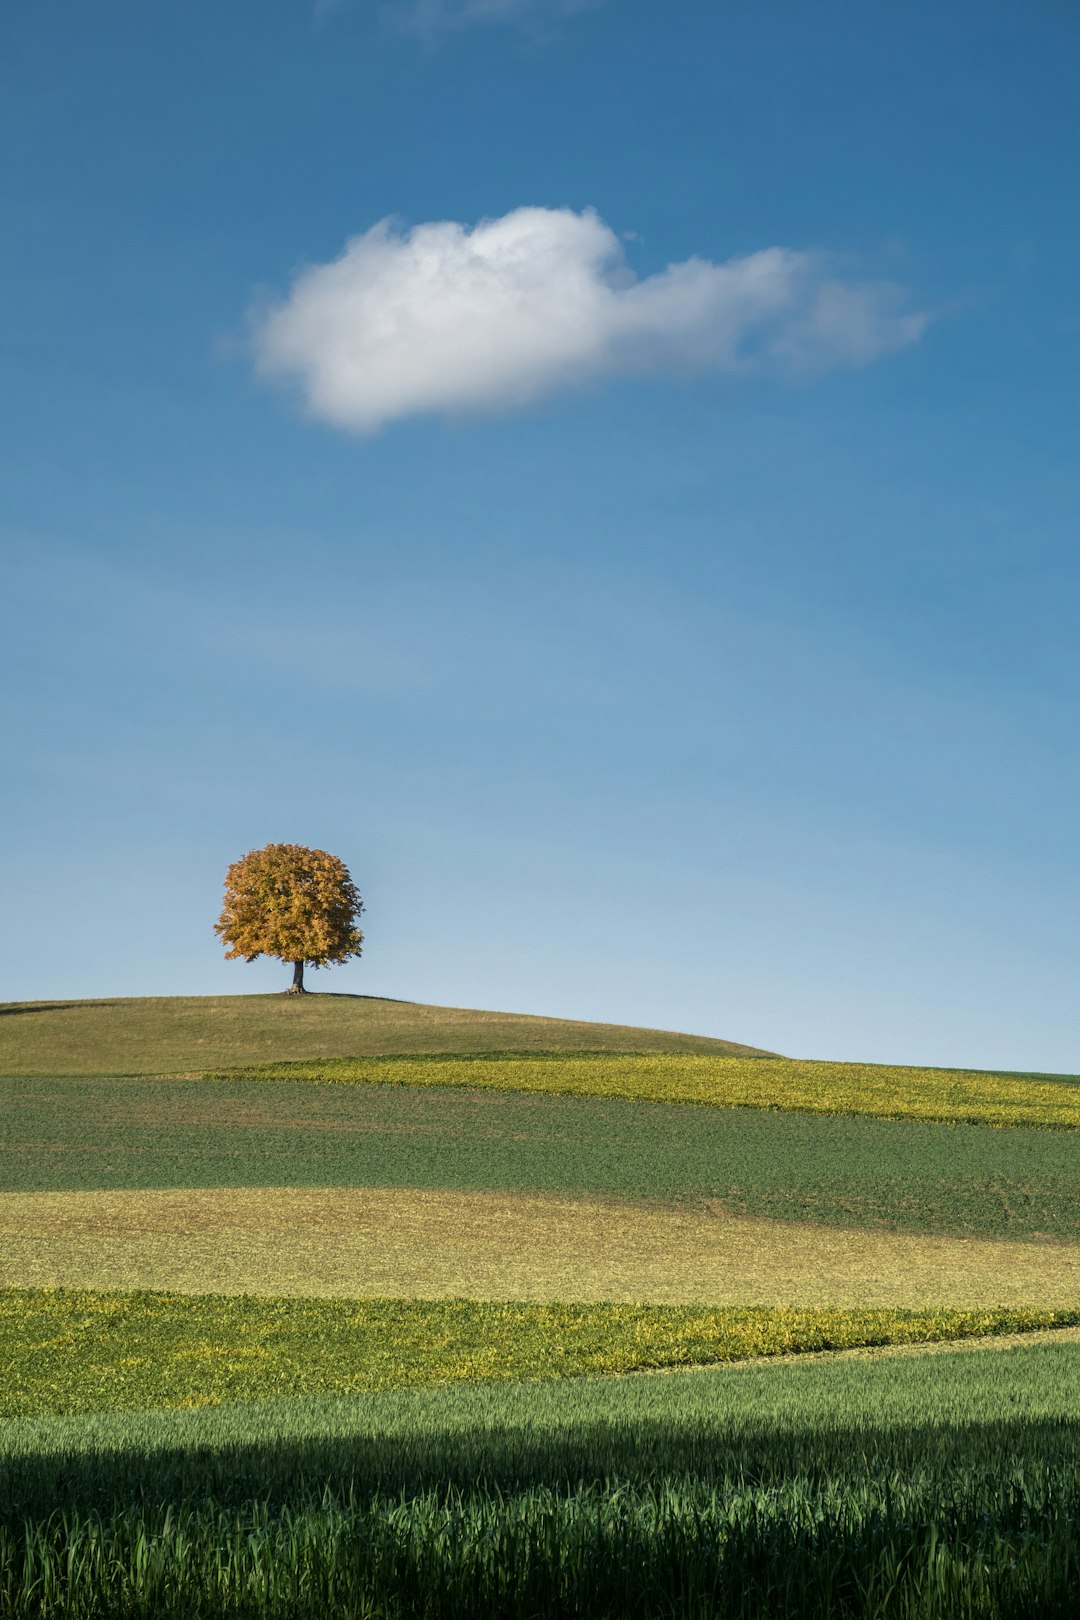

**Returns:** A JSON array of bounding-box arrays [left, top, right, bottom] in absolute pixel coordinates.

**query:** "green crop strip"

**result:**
[[5, 1464, 1080, 1619], [8, 1076, 1080, 1241], [4, 1344, 1080, 1619], [3, 1290, 1077, 1418], [207, 1052, 1080, 1129], [6, 1339, 1080, 1507]]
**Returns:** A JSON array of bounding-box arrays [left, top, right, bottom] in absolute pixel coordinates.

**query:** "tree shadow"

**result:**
[[0, 1001, 123, 1018]]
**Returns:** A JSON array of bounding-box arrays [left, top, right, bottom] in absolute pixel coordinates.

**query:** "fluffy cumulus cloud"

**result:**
[[252, 207, 929, 433]]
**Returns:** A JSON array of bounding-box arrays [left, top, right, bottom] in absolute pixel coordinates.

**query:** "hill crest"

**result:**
[[0, 994, 773, 1076]]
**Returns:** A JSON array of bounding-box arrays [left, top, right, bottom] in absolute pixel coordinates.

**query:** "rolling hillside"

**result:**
[[4, 990, 1079, 1617], [0, 994, 771, 1076]]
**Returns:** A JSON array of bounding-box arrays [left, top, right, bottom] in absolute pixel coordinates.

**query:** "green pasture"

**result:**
[[6, 1290, 1071, 1419], [4, 1337, 1080, 1619], [6, 1074, 1079, 1240], [0, 995, 765, 1076]]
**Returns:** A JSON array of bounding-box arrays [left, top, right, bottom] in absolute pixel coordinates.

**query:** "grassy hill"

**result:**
[[4, 989, 1079, 1617], [0, 994, 771, 1076]]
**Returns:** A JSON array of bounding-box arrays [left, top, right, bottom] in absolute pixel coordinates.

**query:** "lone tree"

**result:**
[[215, 843, 364, 994]]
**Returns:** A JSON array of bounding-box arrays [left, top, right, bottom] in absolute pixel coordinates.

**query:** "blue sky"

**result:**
[[2, 0, 1078, 1068]]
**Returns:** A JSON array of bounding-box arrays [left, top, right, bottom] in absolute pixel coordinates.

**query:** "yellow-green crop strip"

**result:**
[[205, 1053, 1080, 1129], [3, 1291, 1078, 1417]]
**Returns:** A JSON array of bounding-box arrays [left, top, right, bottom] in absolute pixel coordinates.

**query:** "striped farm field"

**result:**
[[4, 994, 1079, 1617], [9, 1331, 1080, 1498], [4, 1329, 1080, 1618], [6, 1074, 1079, 1240]]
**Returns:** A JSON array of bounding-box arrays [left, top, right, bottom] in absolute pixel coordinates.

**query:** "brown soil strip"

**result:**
[[5, 1187, 1080, 1307]]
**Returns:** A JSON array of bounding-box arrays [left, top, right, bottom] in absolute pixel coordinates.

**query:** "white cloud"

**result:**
[[252, 207, 929, 433], [392, 0, 563, 30], [316, 1, 598, 36]]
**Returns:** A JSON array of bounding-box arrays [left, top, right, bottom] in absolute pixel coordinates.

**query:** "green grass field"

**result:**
[[8, 1333, 1080, 1504], [3, 993, 1079, 1616], [5, 1074, 1079, 1240], [4, 1336, 1080, 1618]]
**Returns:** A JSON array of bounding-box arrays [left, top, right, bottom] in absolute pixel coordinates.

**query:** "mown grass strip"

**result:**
[[204, 1052, 1080, 1129], [3, 1290, 1077, 1418]]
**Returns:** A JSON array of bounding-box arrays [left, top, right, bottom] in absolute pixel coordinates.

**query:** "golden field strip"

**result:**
[[5, 1187, 1080, 1308], [213, 1052, 1080, 1130]]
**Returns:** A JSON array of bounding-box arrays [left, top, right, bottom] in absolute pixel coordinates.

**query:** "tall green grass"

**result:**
[[7, 1472, 1078, 1620], [4, 1343, 1080, 1619]]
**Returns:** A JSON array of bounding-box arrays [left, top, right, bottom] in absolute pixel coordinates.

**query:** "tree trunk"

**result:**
[[285, 960, 306, 995]]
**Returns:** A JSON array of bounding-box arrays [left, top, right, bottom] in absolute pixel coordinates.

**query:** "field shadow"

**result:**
[[0, 1002, 122, 1018], [4, 1409, 1079, 1518]]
